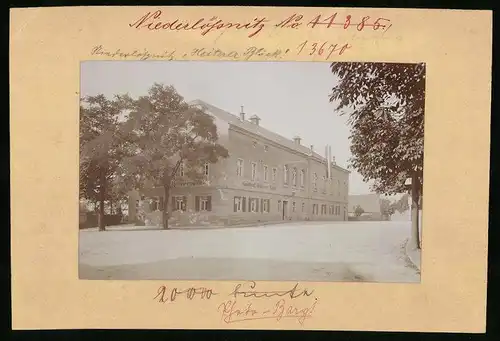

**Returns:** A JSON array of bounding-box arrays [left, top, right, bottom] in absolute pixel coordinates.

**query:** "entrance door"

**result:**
[[282, 200, 288, 220]]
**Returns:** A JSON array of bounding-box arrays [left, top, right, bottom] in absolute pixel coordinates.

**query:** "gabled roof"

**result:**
[[348, 194, 381, 213], [190, 99, 349, 173]]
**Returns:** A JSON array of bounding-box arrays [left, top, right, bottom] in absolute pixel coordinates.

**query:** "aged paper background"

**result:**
[[10, 6, 491, 332]]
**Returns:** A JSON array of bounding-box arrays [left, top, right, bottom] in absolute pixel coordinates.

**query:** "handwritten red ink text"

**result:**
[[129, 10, 269, 38]]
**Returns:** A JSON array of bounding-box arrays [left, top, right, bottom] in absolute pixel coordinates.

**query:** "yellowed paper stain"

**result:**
[[10, 6, 491, 332]]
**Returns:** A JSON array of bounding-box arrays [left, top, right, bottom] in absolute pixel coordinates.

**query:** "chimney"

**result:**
[[293, 136, 301, 145], [239, 106, 245, 121], [328, 145, 332, 179], [249, 114, 261, 126]]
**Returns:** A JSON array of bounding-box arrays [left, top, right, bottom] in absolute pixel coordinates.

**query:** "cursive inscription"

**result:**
[[154, 285, 217, 303], [90, 45, 176, 61], [230, 281, 314, 299], [128, 10, 393, 40], [130, 10, 269, 38], [218, 298, 318, 325]]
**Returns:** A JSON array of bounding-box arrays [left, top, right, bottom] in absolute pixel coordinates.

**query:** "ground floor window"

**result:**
[[196, 196, 212, 212], [302, 202, 305, 212], [172, 196, 187, 212], [292, 202, 296, 212], [321, 204, 327, 215], [329, 205, 334, 215], [278, 200, 282, 212], [263, 199, 270, 213], [234, 196, 246, 212], [334, 205, 340, 215], [312, 204, 318, 215], [249, 197, 259, 212]]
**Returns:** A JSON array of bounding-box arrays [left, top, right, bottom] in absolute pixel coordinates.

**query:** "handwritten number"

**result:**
[[310, 43, 317, 55], [297, 40, 350, 58], [357, 16, 370, 31], [327, 44, 337, 59], [307, 15, 321, 28], [325, 14, 338, 28], [373, 18, 390, 31], [344, 15, 351, 29], [319, 42, 327, 55], [297, 40, 307, 54]]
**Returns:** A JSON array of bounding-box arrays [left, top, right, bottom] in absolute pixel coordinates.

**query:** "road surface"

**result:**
[[79, 221, 420, 282]]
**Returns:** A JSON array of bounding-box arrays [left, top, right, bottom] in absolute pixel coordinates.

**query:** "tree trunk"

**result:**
[[162, 186, 170, 230], [410, 171, 420, 249], [98, 171, 106, 232], [98, 199, 106, 231]]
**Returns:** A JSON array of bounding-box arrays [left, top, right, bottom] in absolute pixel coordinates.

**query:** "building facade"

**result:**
[[128, 100, 350, 227]]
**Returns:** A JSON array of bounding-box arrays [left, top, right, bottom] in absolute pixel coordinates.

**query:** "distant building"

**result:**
[[348, 194, 383, 220], [128, 100, 350, 227]]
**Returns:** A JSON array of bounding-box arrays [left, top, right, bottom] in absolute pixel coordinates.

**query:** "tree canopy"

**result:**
[[79, 84, 229, 229], [80, 94, 134, 229], [114, 83, 229, 228], [330, 62, 425, 195]]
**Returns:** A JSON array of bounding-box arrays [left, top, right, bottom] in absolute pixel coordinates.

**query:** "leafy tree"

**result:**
[[354, 205, 365, 217], [392, 193, 410, 213], [330, 62, 425, 249], [80, 95, 131, 231], [118, 84, 229, 229], [380, 198, 396, 219]]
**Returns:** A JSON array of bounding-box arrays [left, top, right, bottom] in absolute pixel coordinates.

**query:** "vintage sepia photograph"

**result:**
[[79, 61, 425, 283]]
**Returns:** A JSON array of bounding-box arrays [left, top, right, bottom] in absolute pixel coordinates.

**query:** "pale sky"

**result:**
[[81, 61, 374, 195]]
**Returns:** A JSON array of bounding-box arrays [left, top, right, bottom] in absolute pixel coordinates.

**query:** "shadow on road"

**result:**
[[79, 257, 376, 282]]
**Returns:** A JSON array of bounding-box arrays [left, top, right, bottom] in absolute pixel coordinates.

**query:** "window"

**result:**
[[272, 168, 277, 182], [321, 204, 327, 215], [263, 165, 268, 182], [263, 199, 270, 213], [300, 169, 305, 187], [252, 141, 257, 148], [204, 163, 209, 177], [196, 196, 212, 212], [264, 145, 268, 152], [302, 202, 305, 212], [179, 162, 185, 177], [173, 196, 186, 212], [313, 204, 318, 215], [313, 173, 318, 191], [284, 165, 289, 185], [292, 168, 297, 186], [292, 201, 296, 212], [251, 162, 257, 181], [236, 159, 244, 177], [234, 196, 242, 212], [278, 200, 282, 212], [250, 198, 259, 212]]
